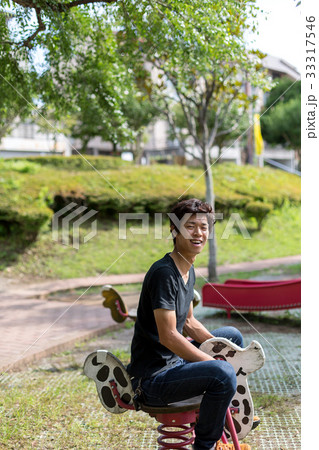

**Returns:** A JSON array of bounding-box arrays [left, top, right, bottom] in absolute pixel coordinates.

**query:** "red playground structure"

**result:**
[[202, 278, 301, 319]]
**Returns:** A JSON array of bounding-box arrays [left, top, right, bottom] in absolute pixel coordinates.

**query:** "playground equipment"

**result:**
[[202, 278, 301, 319], [84, 338, 264, 449], [101, 284, 201, 323], [83, 286, 265, 449]]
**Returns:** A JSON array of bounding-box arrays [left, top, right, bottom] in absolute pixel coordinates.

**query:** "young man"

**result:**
[[127, 198, 249, 450]]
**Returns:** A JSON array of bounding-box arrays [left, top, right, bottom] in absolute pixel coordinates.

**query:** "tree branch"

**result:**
[[11, 0, 117, 48], [18, 7, 45, 49], [207, 101, 222, 149], [204, 75, 215, 113], [57, 0, 116, 11], [151, 58, 201, 107], [13, 0, 115, 9], [215, 122, 239, 137], [150, 60, 203, 147], [162, 97, 202, 162]]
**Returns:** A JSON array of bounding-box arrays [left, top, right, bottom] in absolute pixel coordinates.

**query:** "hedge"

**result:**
[[0, 158, 300, 239], [244, 201, 273, 230], [6, 155, 132, 171]]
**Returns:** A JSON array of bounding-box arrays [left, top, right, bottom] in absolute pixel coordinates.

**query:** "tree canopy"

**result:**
[[1, 0, 161, 146], [112, 0, 270, 279], [1, 0, 271, 280], [260, 76, 301, 152], [1, 0, 267, 141]]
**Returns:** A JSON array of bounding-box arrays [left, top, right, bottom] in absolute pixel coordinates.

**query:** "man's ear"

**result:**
[[170, 225, 178, 238]]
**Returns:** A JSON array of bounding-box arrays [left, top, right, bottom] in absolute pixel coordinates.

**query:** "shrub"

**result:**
[[0, 170, 53, 240], [0, 159, 41, 174], [244, 201, 273, 230], [0, 161, 300, 238], [0, 200, 52, 239], [6, 155, 132, 171]]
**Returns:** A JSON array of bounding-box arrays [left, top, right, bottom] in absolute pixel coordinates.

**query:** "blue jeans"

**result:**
[[134, 326, 243, 450]]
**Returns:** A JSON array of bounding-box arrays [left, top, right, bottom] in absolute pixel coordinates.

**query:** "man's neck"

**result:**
[[169, 248, 196, 276]]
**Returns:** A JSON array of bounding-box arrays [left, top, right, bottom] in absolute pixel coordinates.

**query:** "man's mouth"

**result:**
[[190, 240, 202, 245]]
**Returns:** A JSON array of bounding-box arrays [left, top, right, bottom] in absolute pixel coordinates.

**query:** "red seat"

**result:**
[[224, 278, 298, 285], [202, 278, 301, 318]]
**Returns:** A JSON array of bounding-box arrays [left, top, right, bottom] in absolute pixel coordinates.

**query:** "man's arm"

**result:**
[[183, 301, 215, 344], [154, 308, 214, 362]]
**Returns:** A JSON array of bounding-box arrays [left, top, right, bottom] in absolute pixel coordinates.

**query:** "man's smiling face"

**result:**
[[173, 213, 209, 257]]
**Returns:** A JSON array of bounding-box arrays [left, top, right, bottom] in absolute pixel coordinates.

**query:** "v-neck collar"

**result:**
[[166, 253, 191, 288]]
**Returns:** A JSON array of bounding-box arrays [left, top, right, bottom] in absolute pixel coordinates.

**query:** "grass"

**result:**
[[0, 203, 300, 281], [0, 332, 301, 450], [0, 278, 301, 450], [0, 372, 298, 450], [254, 392, 295, 413], [0, 368, 155, 449], [250, 392, 301, 442]]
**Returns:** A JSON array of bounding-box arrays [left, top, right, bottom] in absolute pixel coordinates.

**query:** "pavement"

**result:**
[[0, 255, 300, 374]]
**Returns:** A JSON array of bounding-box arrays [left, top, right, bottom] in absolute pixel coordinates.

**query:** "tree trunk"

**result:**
[[135, 132, 144, 165], [204, 153, 218, 282], [81, 136, 90, 153]]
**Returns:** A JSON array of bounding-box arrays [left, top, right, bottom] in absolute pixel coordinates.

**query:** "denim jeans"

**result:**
[[133, 326, 244, 450]]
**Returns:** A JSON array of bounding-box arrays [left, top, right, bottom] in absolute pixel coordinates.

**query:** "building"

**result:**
[[0, 119, 72, 158], [136, 55, 300, 168], [254, 55, 300, 173], [0, 55, 300, 172]]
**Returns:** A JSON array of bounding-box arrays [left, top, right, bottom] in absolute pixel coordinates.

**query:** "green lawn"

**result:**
[[2, 366, 291, 450], [0, 321, 300, 449], [0, 203, 300, 281]]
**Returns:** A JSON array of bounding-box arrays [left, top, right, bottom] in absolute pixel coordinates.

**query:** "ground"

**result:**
[[0, 308, 300, 449], [0, 264, 301, 449]]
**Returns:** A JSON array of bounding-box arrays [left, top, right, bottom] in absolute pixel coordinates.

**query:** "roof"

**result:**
[[262, 55, 300, 80]]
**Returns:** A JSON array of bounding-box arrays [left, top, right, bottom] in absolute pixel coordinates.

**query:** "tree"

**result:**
[[1, 1, 116, 50], [0, 1, 222, 138], [171, 102, 250, 163], [260, 77, 301, 157], [39, 9, 137, 152], [117, 0, 271, 280], [31, 106, 76, 153], [121, 95, 159, 163], [1, 2, 162, 153], [0, 10, 36, 142], [1, 0, 270, 280]]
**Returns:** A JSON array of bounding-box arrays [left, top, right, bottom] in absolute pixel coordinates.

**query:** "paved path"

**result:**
[[0, 298, 123, 374], [0, 255, 300, 373]]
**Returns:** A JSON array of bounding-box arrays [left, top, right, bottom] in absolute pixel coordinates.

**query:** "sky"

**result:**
[[246, 0, 302, 73]]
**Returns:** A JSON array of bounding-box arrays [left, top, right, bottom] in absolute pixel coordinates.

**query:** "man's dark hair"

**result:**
[[169, 198, 215, 244]]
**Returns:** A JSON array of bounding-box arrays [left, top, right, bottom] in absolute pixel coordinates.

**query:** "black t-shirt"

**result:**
[[127, 253, 195, 379]]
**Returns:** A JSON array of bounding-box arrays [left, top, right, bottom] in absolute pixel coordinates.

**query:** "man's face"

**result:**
[[173, 214, 209, 256]]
